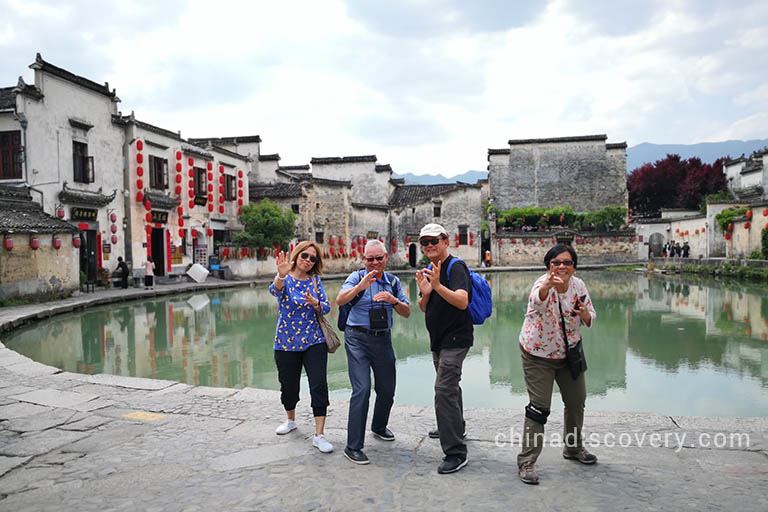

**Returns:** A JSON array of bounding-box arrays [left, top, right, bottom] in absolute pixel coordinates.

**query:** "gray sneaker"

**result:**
[[519, 461, 539, 485], [563, 447, 597, 465]]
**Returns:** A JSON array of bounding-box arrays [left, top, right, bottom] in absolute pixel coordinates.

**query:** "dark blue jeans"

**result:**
[[344, 327, 396, 451]]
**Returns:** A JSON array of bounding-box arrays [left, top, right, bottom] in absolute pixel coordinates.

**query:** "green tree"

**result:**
[[232, 199, 296, 249]]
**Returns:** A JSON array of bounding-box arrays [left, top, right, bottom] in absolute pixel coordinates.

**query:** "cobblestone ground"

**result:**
[[1, 279, 767, 511]]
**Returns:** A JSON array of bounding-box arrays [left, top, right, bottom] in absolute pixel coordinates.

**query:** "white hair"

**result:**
[[364, 239, 386, 254]]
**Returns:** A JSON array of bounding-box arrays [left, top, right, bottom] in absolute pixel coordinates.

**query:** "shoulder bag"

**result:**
[[312, 275, 341, 353], [557, 295, 587, 379]]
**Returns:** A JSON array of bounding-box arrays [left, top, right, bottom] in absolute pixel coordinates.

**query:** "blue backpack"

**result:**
[[429, 257, 493, 325], [337, 270, 399, 331]]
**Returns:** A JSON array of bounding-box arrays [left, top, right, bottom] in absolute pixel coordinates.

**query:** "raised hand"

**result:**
[[357, 270, 378, 291], [303, 289, 320, 310], [416, 269, 433, 295], [276, 250, 292, 277], [425, 259, 442, 290]]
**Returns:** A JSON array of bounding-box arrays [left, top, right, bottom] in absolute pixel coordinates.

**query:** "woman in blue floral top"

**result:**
[[268, 241, 334, 453]]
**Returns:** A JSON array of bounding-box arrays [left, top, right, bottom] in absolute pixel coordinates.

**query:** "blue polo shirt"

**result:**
[[341, 270, 410, 331]]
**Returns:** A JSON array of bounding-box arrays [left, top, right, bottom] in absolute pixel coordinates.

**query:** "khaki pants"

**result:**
[[517, 344, 586, 467]]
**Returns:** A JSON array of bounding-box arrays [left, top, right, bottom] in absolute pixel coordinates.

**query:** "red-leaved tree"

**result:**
[[628, 154, 727, 217]]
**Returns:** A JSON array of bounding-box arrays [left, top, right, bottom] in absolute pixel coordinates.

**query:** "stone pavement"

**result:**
[[1, 266, 766, 511], [0, 343, 766, 512]]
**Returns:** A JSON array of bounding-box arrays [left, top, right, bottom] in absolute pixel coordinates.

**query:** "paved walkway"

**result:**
[[1, 269, 767, 511]]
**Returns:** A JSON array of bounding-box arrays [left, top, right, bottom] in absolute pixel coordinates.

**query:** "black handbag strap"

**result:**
[[556, 293, 569, 349]]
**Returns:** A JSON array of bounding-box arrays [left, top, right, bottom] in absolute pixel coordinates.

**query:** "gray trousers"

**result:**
[[432, 347, 469, 458], [517, 344, 586, 467]]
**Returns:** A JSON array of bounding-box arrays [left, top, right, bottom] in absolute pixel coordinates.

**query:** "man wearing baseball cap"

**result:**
[[416, 223, 473, 474]]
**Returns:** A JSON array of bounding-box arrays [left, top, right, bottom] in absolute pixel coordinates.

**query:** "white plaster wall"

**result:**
[[741, 171, 762, 188]]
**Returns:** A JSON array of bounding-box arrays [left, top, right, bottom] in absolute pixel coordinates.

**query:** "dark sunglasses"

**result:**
[[550, 260, 574, 267], [300, 252, 317, 263], [420, 238, 445, 247], [364, 255, 385, 263]]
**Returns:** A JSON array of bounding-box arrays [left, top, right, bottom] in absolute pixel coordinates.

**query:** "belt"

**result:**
[[348, 325, 390, 337]]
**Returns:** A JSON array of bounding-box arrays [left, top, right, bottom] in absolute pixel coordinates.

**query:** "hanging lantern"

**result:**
[[338, 237, 344, 246], [237, 208, 242, 215], [237, 199, 243, 206], [109, 212, 117, 223], [72, 236, 81, 249], [745, 221, 751, 229], [238, 190, 243, 197], [351, 250, 357, 258], [136, 140, 144, 151], [145, 225, 153, 234], [110, 224, 117, 234], [110, 235, 118, 244], [56, 207, 65, 218], [351, 241, 356, 249], [725, 233, 731, 240], [29, 237, 39, 250], [559, 215, 564, 223], [188, 190, 195, 199], [136, 153, 143, 164], [455, 234, 459, 241], [207, 162, 213, 171], [145, 212, 152, 223], [179, 218, 185, 227], [4, 237, 13, 251], [208, 203, 214, 212], [188, 157, 194, 166], [175, 186, 182, 195], [702, 227, 706, 232], [207, 184, 213, 193], [188, 200, 195, 209], [178, 228, 185, 238], [188, 169, 195, 178], [746, 210, 753, 219], [727, 223, 733, 232], [455, 241, 459, 247], [763, 209, 768, 217], [144, 201, 152, 211], [330, 246, 335, 256], [192, 229, 198, 238], [137, 166, 144, 177], [405, 236, 410, 244], [175, 175, 182, 184], [695, 229, 699, 235], [238, 170, 244, 178], [175, 151, 182, 161], [469, 239, 474, 246], [176, 163, 183, 173], [219, 205, 224, 214], [136, 179, 144, 190], [188, 180, 195, 189], [219, 186, 224, 195], [207, 173, 213, 182]]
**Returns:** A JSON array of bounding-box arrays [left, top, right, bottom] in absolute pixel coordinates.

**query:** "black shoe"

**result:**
[[344, 447, 370, 465], [428, 428, 467, 439], [437, 455, 468, 474], [372, 428, 395, 441], [563, 447, 598, 465]]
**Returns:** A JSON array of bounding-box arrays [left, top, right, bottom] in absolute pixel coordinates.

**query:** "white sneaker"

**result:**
[[312, 434, 334, 453], [275, 420, 297, 435]]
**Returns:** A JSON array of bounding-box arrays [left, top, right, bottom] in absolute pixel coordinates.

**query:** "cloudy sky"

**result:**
[[1, 0, 766, 176]]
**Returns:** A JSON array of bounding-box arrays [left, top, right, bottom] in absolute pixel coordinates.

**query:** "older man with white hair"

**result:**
[[336, 239, 411, 465]]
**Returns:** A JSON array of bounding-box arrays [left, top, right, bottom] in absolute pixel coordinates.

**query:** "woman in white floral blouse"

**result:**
[[517, 244, 597, 485]]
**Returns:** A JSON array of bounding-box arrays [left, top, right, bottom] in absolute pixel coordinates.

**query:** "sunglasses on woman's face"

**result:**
[[420, 238, 444, 247], [364, 255, 385, 263], [550, 260, 574, 267], [300, 252, 317, 263]]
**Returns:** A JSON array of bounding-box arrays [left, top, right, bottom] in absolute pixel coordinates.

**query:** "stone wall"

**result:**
[[728, 205, 768, 258], [494, 232, 637, 266], [0, 233, 79, 300], [311, 158, 389, 206], [491, 135, 627, 212]]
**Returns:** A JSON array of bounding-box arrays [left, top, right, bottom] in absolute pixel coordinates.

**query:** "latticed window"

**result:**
[[149, 155, 168, 190], [0, 131, 22, 180], [73, 141, 94, 183]]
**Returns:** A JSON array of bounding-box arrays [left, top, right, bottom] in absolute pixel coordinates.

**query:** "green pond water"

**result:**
[[4, 271, 768, 417]]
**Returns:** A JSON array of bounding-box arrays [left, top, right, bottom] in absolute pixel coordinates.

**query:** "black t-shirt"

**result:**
[[424, 255, 474, 351]]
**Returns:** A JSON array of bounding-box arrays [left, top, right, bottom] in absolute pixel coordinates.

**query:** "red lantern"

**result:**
[[745, 222, 751, 229], [351, 241, 356, 249], [455, 241, 459, 247], [238, 190, 243, 197], [29, 237, 39, 250], [145, 225, 153, 234], [188, 169, 195, 178], [695, 229, 699, 235], [175, 151, 182, 161], [176, 163, 182, 173], [455, 234, 459, 241], [137, 166, 143, 177], [136, 153, 143, 164], [174, 174, 181, 184], [238, 170, 243, 178], [136, 140, 144, 151], [192, 229, 198, 238], [219, 205, 224, 214], [469, 239, 474, 246], [338, 237, 344, 245], [110, 235, 118, 244], [219, 165, 224, 173], [219, 176, 225, 184], [702, 227, 706, 232], [207, 228, 213, 237], [189, 200, 195, 209], [351, 250, 357, 258], [469, 232, 474, 239], [207, 162, 213, 171], [177, 206, 184, 216], [72, 236, 81, 249], [4, 237, 13, 251], [207, 173, 213, 182], [330, 247, 335, 255], [208, 194, 213, 202], [207, 184, 213, 192], [145, 212, 153, 223], [747, 210, 753, 219], [110, 224, 117, 233], [237, 208, 242, 215], [56, 207, 65, 218], [237, 199, 243, 206], [144, 201, 152, 211], [178, 228, 185, 238], [188, 157, 194, 166], [110, 212, 117, 223], [136, 179, 144, 190], [405, 236, 410, 244], [52, 236, 62, 250], [329, 237, 335, 245], [179, 218, 184, 227], [208, 203, 214, 212], [727, 223, 733, 232], [188, 190, 195, 199], [219, 186, 224, 194], [725, 232, 731, 240]]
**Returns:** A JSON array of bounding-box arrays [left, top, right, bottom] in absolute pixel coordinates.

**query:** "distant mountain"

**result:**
[[627, 139, 768, 172], [392, 170, 487, 185]]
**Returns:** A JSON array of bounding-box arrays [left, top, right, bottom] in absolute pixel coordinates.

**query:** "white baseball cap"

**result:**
[[419, 223, 448, 239]]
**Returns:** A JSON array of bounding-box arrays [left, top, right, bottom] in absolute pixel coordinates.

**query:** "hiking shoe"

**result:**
[[275, 420, 297, 435], [344, 447, 370, 465], [437, 455, 468, 474], [428, 428, 467, 439], [519, 461, 539, 484], [563, 447, 597, 465], [312, 434, 334, 453], [372, 428, 395, 441]]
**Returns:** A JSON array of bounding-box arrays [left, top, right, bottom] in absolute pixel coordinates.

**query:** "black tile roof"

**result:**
[[188, 135, 261, 145], [351, 202, 389, 210], [0, 87, 15, 109], [0, 185, 79, 234], [376, 164, 392, 173], [606, 142, 628, 149], [308, 177, 351, 188], [143, 190, 180, 211], [181, 143, 213, 161], [310, 155, 377, 165], [249, 183, 303, 200], [278, 165, 310, 171], [741, 159, 764, 174], [389, 183, 480, 207], [488, 148, 510, 155], [508, 134, 607, 145], [58, 182, 116, 207], [259, 154, 280, 161], [30, 53, 117, 100]]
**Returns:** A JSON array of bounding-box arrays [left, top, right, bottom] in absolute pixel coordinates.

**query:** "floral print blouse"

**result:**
[[268, 274, 331, 352], [519, 274, 595, 359]]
